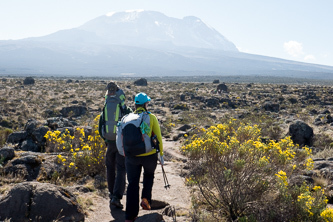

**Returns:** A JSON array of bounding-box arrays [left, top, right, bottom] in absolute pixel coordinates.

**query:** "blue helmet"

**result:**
[[135, 92, 151, 105]]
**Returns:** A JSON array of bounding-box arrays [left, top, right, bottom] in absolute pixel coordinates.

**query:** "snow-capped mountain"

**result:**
[[0, 10, 333, 78], [77, 10, 238, 51]]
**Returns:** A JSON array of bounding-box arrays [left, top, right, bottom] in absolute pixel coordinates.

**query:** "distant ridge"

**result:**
[[0, 10, 333, 79]]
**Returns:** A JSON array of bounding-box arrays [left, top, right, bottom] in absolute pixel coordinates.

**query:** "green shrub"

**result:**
[[174, 103, 189, 111], [0, 127, 13, 147], [182, 120, 331, 221]]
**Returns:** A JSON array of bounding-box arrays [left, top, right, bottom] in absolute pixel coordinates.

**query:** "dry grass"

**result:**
[[0, 77, 332, 147], [312, 147, 333, 159], [76, 194, 95, 213]]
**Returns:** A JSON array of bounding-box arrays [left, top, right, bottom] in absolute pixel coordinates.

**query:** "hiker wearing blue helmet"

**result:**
[[134, 92, 151, 105], [124, 92, 164, 222]]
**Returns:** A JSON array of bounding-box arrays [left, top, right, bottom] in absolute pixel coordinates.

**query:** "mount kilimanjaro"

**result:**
[[0, 10, 333, 79]]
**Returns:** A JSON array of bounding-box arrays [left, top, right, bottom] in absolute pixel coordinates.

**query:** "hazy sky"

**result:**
[[1, 0, 332, 67]]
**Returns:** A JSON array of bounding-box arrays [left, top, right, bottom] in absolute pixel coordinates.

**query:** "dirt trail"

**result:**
[[85, 139, 191, 222]]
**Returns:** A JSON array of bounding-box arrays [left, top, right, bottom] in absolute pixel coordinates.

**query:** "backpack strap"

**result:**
[[119, 102, 125, 117], [139, 112, 145, 126]]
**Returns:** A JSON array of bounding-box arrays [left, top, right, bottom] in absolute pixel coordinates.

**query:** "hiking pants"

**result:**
[[125, 153, 158, 220], [105, 142, 126, 199]]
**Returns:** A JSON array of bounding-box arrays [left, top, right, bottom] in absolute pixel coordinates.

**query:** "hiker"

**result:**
[[119, 92, 164, 222], [98, 81, 132, 210]]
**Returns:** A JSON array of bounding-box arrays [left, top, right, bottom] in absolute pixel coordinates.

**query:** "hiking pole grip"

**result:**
[[152, 135, 163, 164], [152, 135, 160, 152]]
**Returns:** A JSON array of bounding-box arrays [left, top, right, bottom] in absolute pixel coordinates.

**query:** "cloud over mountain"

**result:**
[[284, 41, 304, 57]]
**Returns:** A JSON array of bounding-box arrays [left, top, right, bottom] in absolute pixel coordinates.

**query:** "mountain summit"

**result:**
[[77, 10, 238, 51], [0, 10, 333, 78]]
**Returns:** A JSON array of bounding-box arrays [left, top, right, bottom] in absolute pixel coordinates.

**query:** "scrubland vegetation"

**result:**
[[183, 120, 331, 221], [0, 76, 333, 221]]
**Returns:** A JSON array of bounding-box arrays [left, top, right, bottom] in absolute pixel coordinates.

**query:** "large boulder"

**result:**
[[7, 131, 27, 144], [32, 126, 49, 144], [24, 119, 39, 135], [0, 147, 15, 163], [47, 117, 76, 129], [60, 105, 87, 117], [23, 77, 35, 85], [0, 119, 13, 128], [262, 101, 280, 112], [7, 119, 48, 152], [217, 83, 228, 93], [134, 78, 148, 86], [21, 138, 40, 152], [177, 124, 192, 131], [4, 154, 42, 181], [288, 120, 314, 147], [206, 97, 220, 108], [0, 182, 85, 222]]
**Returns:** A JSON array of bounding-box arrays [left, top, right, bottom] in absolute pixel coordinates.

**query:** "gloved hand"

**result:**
[[158, 153, 164, 165]]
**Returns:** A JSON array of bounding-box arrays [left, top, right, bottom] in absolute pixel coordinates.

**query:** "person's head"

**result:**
[[106, 81, 118, 95], [134, 92, 151, 110]]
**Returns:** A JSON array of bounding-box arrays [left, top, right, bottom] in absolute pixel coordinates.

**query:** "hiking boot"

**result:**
[[140, 198, 151, 210], [111, 197, 123, 209]]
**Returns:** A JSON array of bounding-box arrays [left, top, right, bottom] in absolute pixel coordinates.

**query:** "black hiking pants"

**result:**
[[105, 141, 126, 200], [125, 153, 158, 220]]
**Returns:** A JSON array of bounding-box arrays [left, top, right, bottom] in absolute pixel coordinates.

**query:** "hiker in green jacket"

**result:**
[[98, 81, 132, 210]]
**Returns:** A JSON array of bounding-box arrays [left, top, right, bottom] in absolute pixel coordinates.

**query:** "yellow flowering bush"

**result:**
[[183, 120, 329, 221], [321, 208, 333, 222], [273, 171, 329, 221], [296, 185, 328, 219], [44, 128, 74, 152], [45, 115, 106, 177]]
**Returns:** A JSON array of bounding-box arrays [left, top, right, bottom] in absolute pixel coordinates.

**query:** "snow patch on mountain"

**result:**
[[78, 10, 238, 51], [106, 11, 116, 17], [125, 9, 145, 13]]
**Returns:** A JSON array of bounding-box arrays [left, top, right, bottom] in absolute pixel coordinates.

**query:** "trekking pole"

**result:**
[[152, 135, 171, 189], [160, 161, 170, 189]]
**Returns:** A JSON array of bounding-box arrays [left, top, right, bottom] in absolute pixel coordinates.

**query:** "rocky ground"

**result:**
[[1, 76, 333, 221], [0, 138, 191, 222]]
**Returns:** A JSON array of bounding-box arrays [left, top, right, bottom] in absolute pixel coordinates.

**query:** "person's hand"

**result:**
[[158, 153, 164, 165]]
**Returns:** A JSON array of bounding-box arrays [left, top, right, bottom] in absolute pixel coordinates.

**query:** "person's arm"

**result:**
[[150, 114, 163, 156], [124, 106, 133, 114], [118, 89, 126, 108], [117, 89, 129, 116], [98, 111, 105, 140]]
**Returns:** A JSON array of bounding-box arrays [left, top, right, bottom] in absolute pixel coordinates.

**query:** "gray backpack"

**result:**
[[116, 112, 153, 156], [101, 90, 125, 141]]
